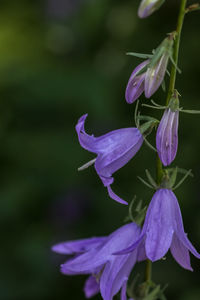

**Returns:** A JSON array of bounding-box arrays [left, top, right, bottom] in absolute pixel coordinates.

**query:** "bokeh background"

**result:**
[[1, 0, 200, 299]]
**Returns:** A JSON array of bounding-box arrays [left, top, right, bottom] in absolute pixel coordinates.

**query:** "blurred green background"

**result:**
[[0, 0, 200, 299]]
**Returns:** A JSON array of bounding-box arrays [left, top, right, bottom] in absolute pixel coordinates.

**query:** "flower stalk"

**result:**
[[145, 0, 188, 293], [166, 0, 187, 105]]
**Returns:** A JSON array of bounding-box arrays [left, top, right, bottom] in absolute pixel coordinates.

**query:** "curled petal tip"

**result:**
[[107, 185, 128, 205]]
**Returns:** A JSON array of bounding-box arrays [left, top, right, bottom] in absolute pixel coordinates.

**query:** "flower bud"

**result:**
[[145, 36, 173, 98], [125, 60, 149, 104], [156, 95, 179, 166], [138, 0, 165, 18]]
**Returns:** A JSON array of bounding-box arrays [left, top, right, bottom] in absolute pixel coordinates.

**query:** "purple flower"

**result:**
[[76, 114, 143, 205], [156, 106, 179, 166], [116, 189, 200, 271], [52, 222, 144, 300], [125, 60, 149, 104], [138, 0, 165, 18]]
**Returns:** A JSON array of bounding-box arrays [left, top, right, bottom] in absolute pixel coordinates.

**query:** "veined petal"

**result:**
[[84, 276, 100, 298], [145, 189, 174, 261], [100, 250, 137, 300], [156, 108, 179, 166], [61, 223, 140, 275], [114, 234, 145, 255], [170, 234, 193, 271], [125, 60, 149, 104], [170, 190, 200, 259], [52, 237, 106, 255], [94, 128, 143, 178], [145, 53, 168, 98]]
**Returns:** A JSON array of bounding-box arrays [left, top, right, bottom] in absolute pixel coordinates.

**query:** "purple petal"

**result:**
[[156, 108, 179, 166], [121, 281, 128, 300], [84, 276, 100, 298], [61, 223, 140, 275], [61, 249, 105, 275], [94, 128, 143, 175], [144, 189, 174, 261], [145, 53, 168, 98], [170, 234, 193, 271], [100, 250, 137, 300], [125, 60, 149, 104], [170, 190, 200, 259], [94, 128, 143, 187], [52, 237, 106, 254], [75, 114, 97, 152], [107, 185, 128, 205], [114, 234, 145, 255], [137, 239, 147, 261]]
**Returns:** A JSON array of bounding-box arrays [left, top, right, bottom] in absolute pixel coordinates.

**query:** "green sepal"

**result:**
[[148, 35, 174, 70], [179, 108, 200, 114], [126, 52, 153, 59], [124, 196, 147, 226]]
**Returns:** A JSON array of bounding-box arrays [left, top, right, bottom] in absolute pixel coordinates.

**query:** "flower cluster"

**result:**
[[52, 223, 144, 300], [52, 1, 200, 299]]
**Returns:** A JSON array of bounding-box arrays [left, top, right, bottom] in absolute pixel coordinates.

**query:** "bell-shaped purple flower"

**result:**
[[116, 189, 200, 271], [76, 114, 143, 205], [52, 222, 144, 300], [138, 0, 165, 18], [125, 60, 149, 104], [156, 105, 179, 166]]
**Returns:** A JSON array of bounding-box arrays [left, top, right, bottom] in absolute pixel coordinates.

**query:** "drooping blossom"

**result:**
[[52, 222, 144, 300], [116, 189, 200, 271], [125, 36, 173, 103], [138, 0, 165, 18], [76, 114, 143, 205], [156, 104, 179, 166]]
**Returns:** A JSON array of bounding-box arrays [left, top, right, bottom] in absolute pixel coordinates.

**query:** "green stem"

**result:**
[[166, 0, 187, 105], [145, 259, 152, 283]]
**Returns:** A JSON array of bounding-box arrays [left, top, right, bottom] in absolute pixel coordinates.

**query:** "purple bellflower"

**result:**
[[156, 101, 179, 166], [116, 189, 200, 271], [126, 36, 173, 103], [138, 0, 165, 19], [52, 222, 144, 300], [76, 114, 143, 205]]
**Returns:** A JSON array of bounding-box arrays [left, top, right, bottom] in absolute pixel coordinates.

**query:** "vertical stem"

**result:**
[[145, 259, 152, 283], [166, 0, 187, 105], [144, 0, 188, 290]]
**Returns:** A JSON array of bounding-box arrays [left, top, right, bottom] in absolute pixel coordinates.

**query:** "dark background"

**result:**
[[0, 0, 200, 299]]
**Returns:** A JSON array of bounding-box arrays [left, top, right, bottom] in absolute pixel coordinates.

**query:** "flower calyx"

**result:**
[[125, 196, 147, 227], [138, 167, 193, 191]]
